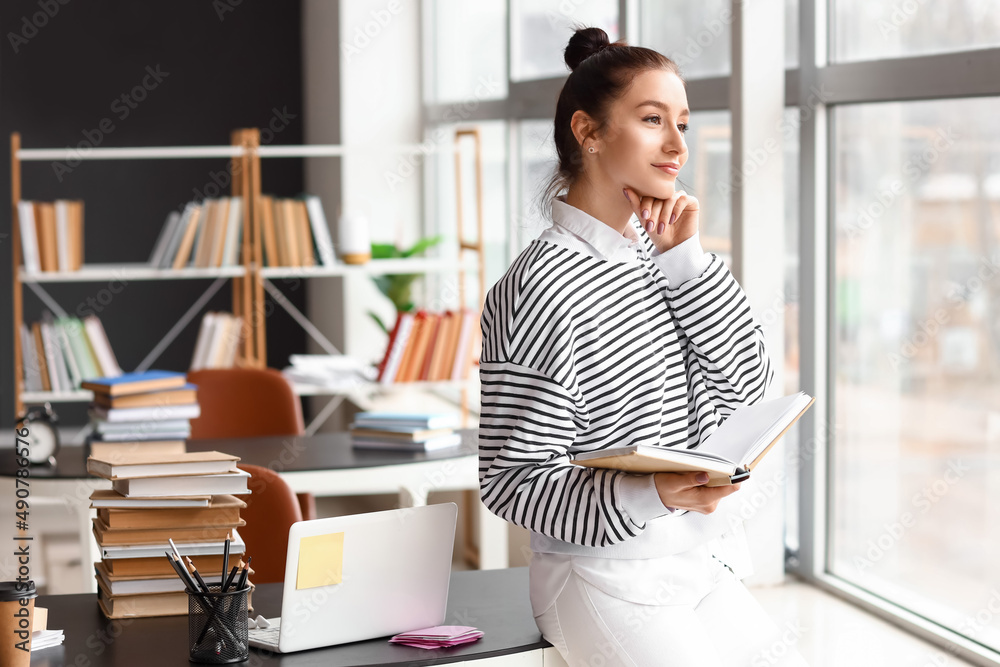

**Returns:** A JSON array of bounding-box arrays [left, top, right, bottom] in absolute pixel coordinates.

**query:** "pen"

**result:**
[[220, 537, 230, 590]]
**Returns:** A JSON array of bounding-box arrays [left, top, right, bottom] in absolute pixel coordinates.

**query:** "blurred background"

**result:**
[[1, 1, 998, 665]]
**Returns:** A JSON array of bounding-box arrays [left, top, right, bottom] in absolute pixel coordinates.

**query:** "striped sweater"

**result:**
[[478, 194, 775, 559]]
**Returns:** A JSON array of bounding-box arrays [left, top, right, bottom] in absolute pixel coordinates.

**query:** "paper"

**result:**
[[389, 625, 484, 649], [296, 532, 344, 589]]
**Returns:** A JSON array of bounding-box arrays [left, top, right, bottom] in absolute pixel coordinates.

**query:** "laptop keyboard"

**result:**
[[247, 619, 281, 650]]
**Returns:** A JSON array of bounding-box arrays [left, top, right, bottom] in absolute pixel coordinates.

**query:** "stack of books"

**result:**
[[349, 411, 463, 452], [19, 313, 119, 394], [86, 447, 252, 618], [376, 308, 479, 384], [82, 370, 199, 460]]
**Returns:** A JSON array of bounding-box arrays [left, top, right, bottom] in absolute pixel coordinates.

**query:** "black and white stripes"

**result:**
[[479, 222, 774, 550]]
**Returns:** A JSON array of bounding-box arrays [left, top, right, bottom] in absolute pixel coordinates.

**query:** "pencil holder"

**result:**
[[187, 584, 250, 664]]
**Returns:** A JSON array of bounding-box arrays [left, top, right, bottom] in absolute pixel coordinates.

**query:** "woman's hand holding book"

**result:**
[[653, 471, 743, 514]]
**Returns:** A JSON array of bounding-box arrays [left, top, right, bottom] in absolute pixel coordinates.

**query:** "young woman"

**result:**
[[478, 27, 810, 667]]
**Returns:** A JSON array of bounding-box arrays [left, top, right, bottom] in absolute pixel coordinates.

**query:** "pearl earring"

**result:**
[[588, 146, 595, 153]]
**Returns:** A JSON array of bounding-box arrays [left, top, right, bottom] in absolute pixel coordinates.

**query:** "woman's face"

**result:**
[[596, 68, 689, 201]]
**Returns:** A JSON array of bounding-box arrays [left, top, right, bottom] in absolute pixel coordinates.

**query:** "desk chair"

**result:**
[[236, 463, 303, 584], [187, 368, 316, 521]]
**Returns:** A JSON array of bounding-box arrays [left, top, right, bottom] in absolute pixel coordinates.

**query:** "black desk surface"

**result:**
[[0, 430, 479, 480], [31, 567, 548, 666]]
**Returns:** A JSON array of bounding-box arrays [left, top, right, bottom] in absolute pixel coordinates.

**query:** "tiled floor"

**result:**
[[750, 576, 982, 667]]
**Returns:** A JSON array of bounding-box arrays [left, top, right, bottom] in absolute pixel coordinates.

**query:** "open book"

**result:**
[[571, 391, 815, 486]]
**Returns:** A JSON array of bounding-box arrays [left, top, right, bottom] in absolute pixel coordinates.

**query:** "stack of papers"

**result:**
[[31, 629, 65, 651], [389, 625, 484, 649]]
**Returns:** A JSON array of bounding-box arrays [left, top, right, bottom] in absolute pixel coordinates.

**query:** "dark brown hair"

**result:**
[[537, 25, 686, 221]]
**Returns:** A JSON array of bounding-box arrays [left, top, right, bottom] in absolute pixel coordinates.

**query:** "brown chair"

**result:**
[[236, 463, 303, 584], [187, 368, 316, 521]]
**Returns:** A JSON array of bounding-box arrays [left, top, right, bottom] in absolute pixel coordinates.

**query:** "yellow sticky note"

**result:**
[[296, 532, 344, 590]]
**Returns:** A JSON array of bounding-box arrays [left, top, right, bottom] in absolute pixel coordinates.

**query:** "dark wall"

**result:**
[[1, 1, 308, 427]]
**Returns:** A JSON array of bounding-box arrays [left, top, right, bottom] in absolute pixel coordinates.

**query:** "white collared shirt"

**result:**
[[538, 193, 711, 287]]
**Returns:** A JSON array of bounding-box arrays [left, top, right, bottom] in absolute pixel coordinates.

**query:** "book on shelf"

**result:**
[[87, 439, 187, 461], [376, 308, 477, 384], [97, 495, 245, 530], [111, 469, 251, 498], [571, 392, 816, 487], [81, 369, 187, 396], [147, 197, 246, 270], [189, 311, 243, 370], [17, 199, 84, 273], [87, 450, 239, 480], [20, 314, 119, 393], [256, 194, 336, 268]]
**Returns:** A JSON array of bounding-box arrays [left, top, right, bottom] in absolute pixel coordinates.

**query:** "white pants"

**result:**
[[530, 528, 810, 667]]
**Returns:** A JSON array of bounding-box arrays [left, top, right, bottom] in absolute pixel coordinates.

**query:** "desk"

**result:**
[[0, 430, 509, 592], [30, 566, 567, 666]]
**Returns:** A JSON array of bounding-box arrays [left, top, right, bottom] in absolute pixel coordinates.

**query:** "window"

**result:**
[[426, 0, 507, 103], [512, 0, 619, 80], [830, 97, 1000, 652], [833, 0, 1000, 62]]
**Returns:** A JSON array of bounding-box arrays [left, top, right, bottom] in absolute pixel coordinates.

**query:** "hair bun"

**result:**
[[564, 26, 612, 72]]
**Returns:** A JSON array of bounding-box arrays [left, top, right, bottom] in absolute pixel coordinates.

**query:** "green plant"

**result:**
[[368, 234, 445, 334]]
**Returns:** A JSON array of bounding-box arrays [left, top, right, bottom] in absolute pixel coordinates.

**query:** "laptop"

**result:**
[[248, 502, 458, 653]]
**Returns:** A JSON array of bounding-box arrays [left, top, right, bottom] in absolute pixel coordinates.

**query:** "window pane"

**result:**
[[782, 106, 802, 557], [518, 119, 558, 253], [639, 0, 731, 78], [512, 0, 618, 81], [427, 0, 507, 103], [830, 98, 1000, 651], [833, 0, 1000, 62], [682, 110, 733, 262], [639, 0, 798, 74], [426, 121, 509, 310]]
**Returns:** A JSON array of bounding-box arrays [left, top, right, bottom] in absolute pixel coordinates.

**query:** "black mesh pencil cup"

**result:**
[[187, 584, 250, 664]]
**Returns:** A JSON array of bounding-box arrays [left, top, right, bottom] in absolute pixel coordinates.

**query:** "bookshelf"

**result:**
[[10, 131, 256, 419], [235, 126, 486, 433], [10, 127, 487, 426]]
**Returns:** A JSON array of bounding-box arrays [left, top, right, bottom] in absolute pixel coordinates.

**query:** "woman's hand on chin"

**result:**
[[622, 186, 700, 253]]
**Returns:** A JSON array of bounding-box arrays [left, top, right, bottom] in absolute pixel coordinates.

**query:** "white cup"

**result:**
[[338, 213, 371, 264]]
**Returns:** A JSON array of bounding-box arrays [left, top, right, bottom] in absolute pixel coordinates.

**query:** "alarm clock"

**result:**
[[17, 403, 60, 466]]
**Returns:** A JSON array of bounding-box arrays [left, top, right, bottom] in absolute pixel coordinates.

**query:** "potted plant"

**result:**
[[368, 234, 445, 334]]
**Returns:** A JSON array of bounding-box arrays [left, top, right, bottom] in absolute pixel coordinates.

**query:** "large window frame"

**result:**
[[421, 1, 1000, 664]]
